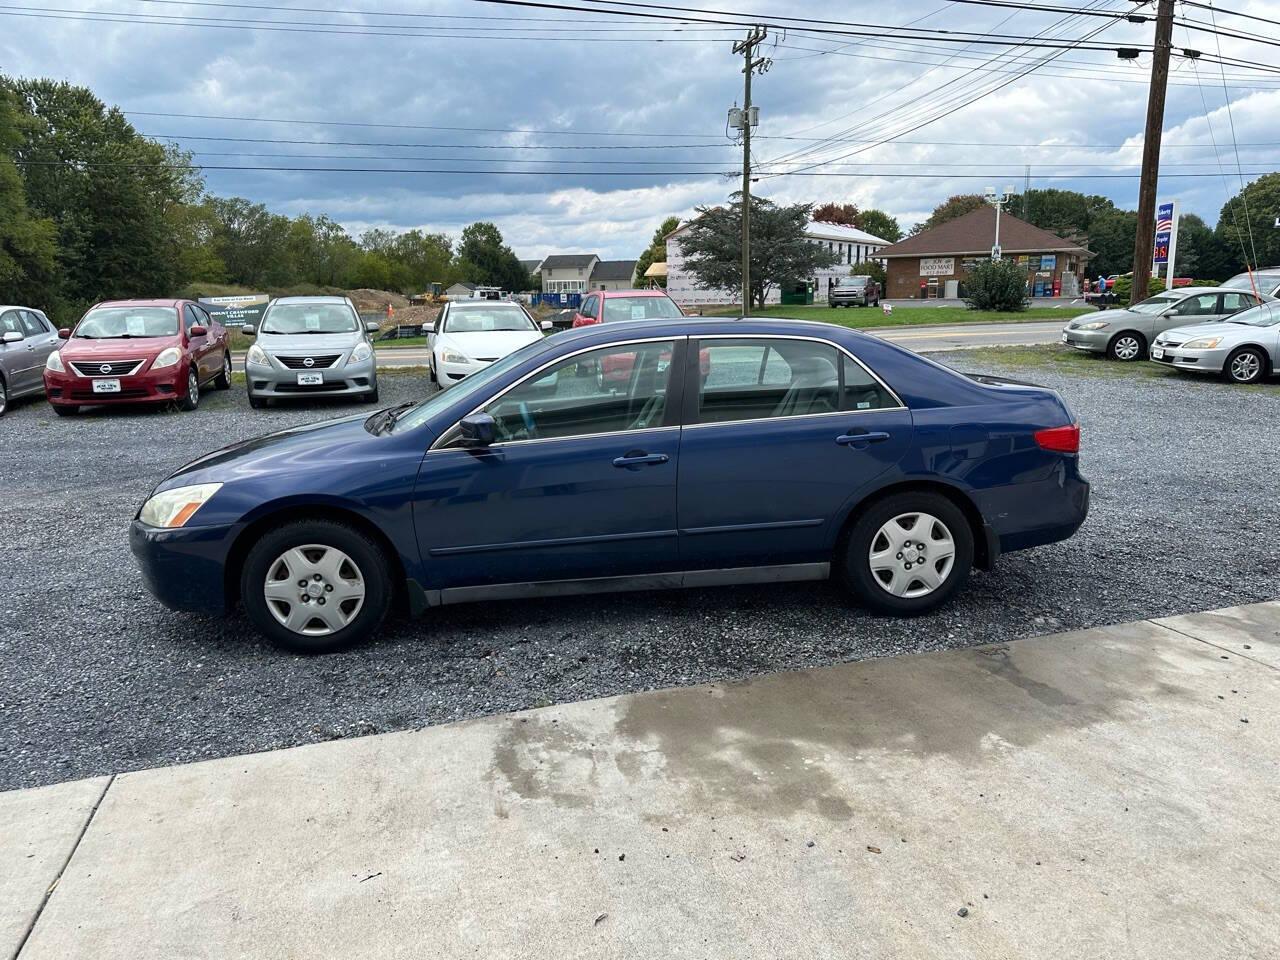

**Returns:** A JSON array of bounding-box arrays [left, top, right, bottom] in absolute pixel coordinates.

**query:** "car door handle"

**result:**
[[613, 452, 669, 467], [836, 430, 891, 447]]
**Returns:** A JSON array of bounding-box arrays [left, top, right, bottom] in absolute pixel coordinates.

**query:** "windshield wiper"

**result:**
[[364, 400, 418, 435]]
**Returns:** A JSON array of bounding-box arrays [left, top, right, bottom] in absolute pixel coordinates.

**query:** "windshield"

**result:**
[[261, 302, 359, 335], [601, 296, 683, 323], [391, 336, 554, 433], [444, 305, 535, 333], [1228, 301, 1280, 327], [1128, 294, 1180, 315], [838, 278, 868, 287], [75, 306, 178, 339]]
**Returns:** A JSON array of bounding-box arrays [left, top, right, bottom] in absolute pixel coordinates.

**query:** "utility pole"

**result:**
[[731, 27, 768, 315], [1130, 0, 1174, 304]]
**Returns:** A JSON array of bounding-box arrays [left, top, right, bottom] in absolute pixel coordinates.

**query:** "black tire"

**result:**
[[214, 353, 232, 390], [53, 403, 77, 416], [0, 376, 7, 418], [838, 491, 973, 615], [361, 385, 380, 404], [1223, 346, 1266, 384], [829, 300, 836, 308], [248, 395, 267, 409], [240, 519, 392, 654], [178, 366, 200, 411], [1107, 331, 1145, 362]]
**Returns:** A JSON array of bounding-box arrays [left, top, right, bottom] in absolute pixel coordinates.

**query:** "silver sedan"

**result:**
[[1152, 300, 1280, 384], [1061, 287, 1262, 361]]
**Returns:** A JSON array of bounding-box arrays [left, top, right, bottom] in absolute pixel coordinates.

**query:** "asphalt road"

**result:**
[[3, 350, 1278, 792]]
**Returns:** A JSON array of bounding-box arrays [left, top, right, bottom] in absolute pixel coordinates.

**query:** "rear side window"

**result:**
[[1222, 292, 1259, 313], [841, 355, 898, 411]]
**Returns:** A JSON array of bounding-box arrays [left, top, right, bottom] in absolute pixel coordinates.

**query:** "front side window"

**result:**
[[76, 307, 178, 339], [261, 302, 359, 335], [183, 305, 203, 332], [696, 338, 896, 424], [19, 311, 47, 336], [601, 295, 683, 323], [480, 339, 676, 443], [1170, 294, 1218, 317], [0, 311, 24, 338]]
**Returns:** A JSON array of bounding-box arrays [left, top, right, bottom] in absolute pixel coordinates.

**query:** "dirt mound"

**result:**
[[347, 289, 410, 314]]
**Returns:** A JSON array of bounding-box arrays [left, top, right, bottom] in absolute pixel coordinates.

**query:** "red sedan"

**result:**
[[44, 299, 232, 415], [571, 289, 684, 328]]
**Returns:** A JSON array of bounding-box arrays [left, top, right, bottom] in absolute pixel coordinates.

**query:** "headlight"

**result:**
[[443, 350, 469, 364], [1074, 321, 1109, 331], [45, 351, 65, 372], [350, 341, 372, 363], [1181, 336, 1222, 350], [139, 482, 223, 528], [246, 343, 269, 366], [152, 346, 182, 370]]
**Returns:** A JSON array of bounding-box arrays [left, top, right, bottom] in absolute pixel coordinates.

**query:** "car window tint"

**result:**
[[183, 305, 201, 332], [841, 355, 898, 411], [482, 339, 675, 443], [697, 338, 840, 423], [0, 311, 24, 338], [1173, 294, 1219, 316], [1221, 292, 1258, 313], [19, 310, 46, 337]]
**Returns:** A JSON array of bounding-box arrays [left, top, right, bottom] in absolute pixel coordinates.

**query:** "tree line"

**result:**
[[0, 76, 534, 323]]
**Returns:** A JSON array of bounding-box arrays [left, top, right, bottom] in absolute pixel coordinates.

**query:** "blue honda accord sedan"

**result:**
[[130, 318, 1089, 653]]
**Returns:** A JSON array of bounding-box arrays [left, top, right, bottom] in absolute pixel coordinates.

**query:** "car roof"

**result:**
[[269, 295, 351, 304], [597, 289, 672, 298], [548, 316, 877, 347], [449, 299, 524, 307], [0, 305, 46, 312], [93, 299, 184, 308]]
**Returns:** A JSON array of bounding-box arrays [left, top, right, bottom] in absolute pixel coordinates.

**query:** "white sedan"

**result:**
[[428, 301, 551, 386]]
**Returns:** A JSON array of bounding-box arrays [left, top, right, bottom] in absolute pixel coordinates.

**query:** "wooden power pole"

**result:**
[[733, 27, 767, 315], [1130, 0, 1174, 304]]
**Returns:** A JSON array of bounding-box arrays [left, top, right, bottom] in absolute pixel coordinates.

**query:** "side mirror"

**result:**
[[241, 324, 256, 336], [540, 320, 553, 331], [58, 328, 71, 339], [189, 325, 208, 338], [366, 321, 380, 333], [1, 331, 21, 344], [459, 413, 495, 446]]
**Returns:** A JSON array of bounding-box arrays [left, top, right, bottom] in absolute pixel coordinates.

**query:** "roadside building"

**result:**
[[444, 281, 478, 299], [538, 254, 640, 293], [874, 207, 1090, 299], [589, 259, 640, 291], [664, 219, 890, 307]]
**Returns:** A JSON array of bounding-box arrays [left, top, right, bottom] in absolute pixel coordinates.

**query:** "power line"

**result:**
[[1206, 0, 1259, 270]]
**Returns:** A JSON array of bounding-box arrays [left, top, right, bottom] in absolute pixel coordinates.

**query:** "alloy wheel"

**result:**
[[188, 369, 199, 407], [224, 354, 232, 382], [1230, 351, 1262, 383], [263, 544, 367, 636], [868, 512, 956, 598]]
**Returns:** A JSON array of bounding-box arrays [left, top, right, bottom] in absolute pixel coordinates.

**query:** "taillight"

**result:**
[[1034, 423, 1080, 453]]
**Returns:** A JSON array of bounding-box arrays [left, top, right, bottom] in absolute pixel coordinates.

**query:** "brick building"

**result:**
[[874, 207, 1090, 300]]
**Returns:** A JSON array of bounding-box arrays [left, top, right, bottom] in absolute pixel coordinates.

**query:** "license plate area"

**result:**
[[92, 379, 121, 393], [296, 372, 324, 386], [1151, 346, 1165, 359]]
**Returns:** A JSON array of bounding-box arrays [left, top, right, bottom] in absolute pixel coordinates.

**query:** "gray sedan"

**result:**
[[1061, 287, 1263, 361], [1152, 300, 1280, 384], [244, 296, 380, 408]]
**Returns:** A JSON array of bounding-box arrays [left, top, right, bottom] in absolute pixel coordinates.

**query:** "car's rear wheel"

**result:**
[[53, 403, 77, 416], [178, 367, 199, 411], [839, 492, 972, 615], [1107, 331, 1145, 361], [0, 377, 7, 417], [214, 353, 232, 390], [241, 520, 392, 654], [1224, 346, 1266, 384]]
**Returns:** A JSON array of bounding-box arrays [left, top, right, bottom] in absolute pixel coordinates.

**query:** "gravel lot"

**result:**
[[3, 355, 1279, 791]]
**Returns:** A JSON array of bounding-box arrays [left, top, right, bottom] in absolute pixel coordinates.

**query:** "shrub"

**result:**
[[847, 261, 887, 287], [963, 258, 1028, 312], [1112, 275, 1165, 306]]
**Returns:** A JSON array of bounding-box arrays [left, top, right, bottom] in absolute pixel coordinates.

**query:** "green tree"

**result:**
[[679, 194, 838, 310], [1083, 208, 1136, 278], [1021, 189, 1113, 239], [207, 197, 292, 287], [0, 84, 56, 306], [1217, 173, 1280, 274], [910, 194, 984, 235], [964, 258, 1027, 312], [458, 221, 527, 290], [633, 214, 680, 288], [858, 209, 901, 243], [1173, 213, 1233, 282]]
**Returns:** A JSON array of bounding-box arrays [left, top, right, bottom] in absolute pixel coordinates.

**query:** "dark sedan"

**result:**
[[131, 318, 1089, 653]]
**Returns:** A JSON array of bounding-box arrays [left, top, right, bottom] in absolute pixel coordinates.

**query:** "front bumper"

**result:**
[[1149, 342, 1227, 374], [1060, 327, 1110, 353], [130, 519, 236, 615], [44, 362, 189, 406], [247, 354, 377, 398], [437, 357, 495, 384]]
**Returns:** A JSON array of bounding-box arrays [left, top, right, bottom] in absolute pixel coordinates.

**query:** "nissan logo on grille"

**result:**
[[303, 357, 315, 367], [100, 363, 112, 374]]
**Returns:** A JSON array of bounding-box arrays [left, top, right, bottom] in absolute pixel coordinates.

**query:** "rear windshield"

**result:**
[[601, 296, 683, 323], [261, 302, 358, 334], [76, 307, 178, 339]]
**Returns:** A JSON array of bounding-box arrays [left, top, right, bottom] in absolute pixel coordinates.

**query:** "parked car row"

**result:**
[[1061, 276, 1280, 383]]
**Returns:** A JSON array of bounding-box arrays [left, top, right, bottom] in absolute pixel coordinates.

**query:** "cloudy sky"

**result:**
[[3, 0, 1279, 259]]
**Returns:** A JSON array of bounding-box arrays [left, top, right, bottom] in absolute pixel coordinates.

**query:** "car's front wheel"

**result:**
[[53, 403, 77, 416], [178, 367, 200, 411], [1224, 346, 1266, 384], [1107, 331, 1145, 361], [214, 353, 232, 390], [0, 377, 7, 417], [240, 519, 392, 654], [839, 492, 973, 615]]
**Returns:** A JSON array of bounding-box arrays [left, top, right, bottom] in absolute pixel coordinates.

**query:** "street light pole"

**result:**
[[985, 184, 1015, 259]]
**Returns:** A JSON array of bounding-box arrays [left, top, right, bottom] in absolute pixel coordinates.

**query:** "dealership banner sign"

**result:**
[[919, 257, 955, 276], [198, 294, 269, 329]]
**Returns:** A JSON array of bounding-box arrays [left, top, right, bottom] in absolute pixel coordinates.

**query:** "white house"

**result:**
[[538, 255, 640, 293], [665, 219, 891, 307]]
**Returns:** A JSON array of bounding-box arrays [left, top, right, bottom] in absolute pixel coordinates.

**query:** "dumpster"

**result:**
[[780, 280, 814, 305]]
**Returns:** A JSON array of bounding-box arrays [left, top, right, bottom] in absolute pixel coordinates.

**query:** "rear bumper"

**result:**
[[977, 469, 1090, 555], [130, 519, 234, 615], [44, 364, 189, 405]]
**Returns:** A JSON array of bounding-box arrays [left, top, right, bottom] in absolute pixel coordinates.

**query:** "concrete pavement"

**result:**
[[5, 602, 1277, 959]]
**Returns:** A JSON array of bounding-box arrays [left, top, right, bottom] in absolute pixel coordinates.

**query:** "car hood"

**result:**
[[1160, 321, 1227, 340], [60, 334, 182, 359], [158, 412, 380, 490], [439, 329, 542, 359], [1067, 309, 1143, 328], [257, 332, 361, 352]]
